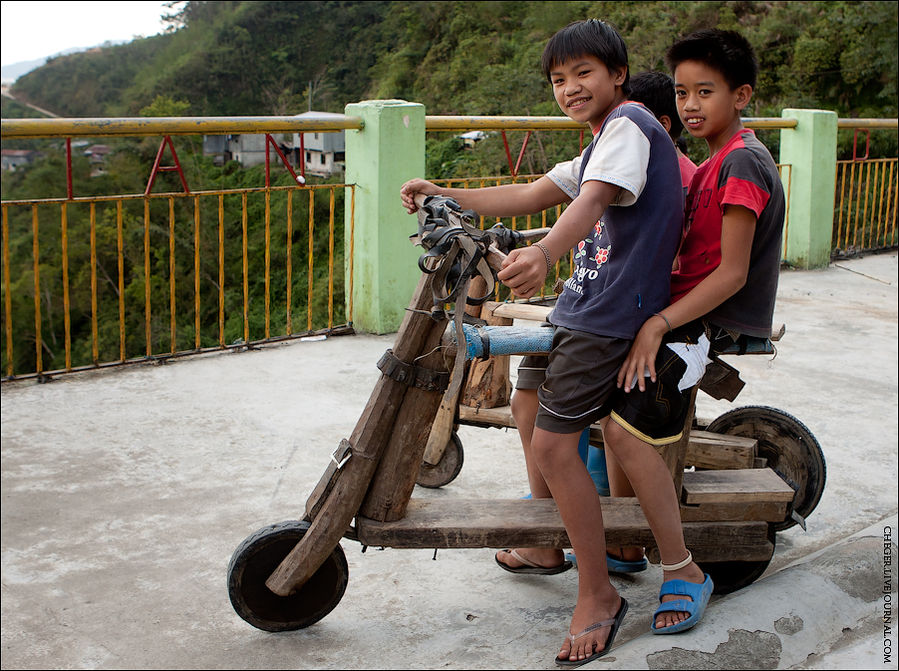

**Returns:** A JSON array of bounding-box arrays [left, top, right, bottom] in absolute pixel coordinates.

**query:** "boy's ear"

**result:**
[[734, 84, 753, 111], [657, 115, 673, 133], [612, 65, 628, 86]]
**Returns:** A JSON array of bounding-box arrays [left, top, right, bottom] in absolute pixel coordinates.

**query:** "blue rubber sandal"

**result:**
[[606, 553, 647, 574], [562, 552, 648, 574], [651, 574, 714, 634]]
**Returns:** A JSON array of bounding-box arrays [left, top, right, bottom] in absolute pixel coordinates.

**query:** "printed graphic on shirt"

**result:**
[[565, 219, 612, 296]]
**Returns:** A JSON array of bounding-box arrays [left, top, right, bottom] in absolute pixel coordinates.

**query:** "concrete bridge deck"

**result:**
[[2, 252, 897, 669]]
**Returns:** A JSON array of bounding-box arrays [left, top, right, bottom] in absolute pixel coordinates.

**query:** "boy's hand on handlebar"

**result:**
[[400, 179, 440, 214], [497, 246, 547, 299]]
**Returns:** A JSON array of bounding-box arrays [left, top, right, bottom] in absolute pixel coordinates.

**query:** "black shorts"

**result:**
[[533, 327, 631, 435], [526, 321, 736, 444], [609, 321, 736, 445]]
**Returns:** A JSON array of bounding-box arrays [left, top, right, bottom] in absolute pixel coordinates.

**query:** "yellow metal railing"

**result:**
[[1, 185, 354, 380], [2, 114, 895, 380], [833, 158, 898, 253]]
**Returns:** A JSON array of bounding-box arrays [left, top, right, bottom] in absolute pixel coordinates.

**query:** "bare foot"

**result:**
[[557, 592, 625, 664]]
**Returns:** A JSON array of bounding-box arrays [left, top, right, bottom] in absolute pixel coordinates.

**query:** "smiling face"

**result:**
[[673, 59, 752, 155], [550, 54, 627, 131]]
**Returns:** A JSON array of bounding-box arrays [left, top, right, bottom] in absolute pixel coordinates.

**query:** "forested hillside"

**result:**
[[1, 0, 897, 377], [10, 1, 897, 120]]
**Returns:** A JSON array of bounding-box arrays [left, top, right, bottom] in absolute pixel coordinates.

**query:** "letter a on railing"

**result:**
[[145, 135, 190, 196]]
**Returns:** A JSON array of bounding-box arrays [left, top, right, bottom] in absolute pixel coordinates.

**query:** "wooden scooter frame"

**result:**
[[227, 196, 821, 632]]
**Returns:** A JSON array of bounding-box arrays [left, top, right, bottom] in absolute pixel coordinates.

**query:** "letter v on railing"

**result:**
[[145, 136, 190, 196]]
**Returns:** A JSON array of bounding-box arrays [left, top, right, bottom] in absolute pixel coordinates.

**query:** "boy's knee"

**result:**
[[510, 388, 538, 422]]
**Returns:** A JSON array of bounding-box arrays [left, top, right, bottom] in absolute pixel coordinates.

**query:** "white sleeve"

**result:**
[[545, 151, 585, 201], [580, 117, 650, 207]]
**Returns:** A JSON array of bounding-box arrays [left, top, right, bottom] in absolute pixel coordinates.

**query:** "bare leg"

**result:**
[[603, 446, 645, 563], [531, 427, 622, 662], [496, 389, 563, 569], [601, 418, 705, 630]]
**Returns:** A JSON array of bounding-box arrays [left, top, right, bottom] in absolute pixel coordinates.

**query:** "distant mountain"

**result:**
[[2, 45, 121, 83], [2, 57, 49, 83]]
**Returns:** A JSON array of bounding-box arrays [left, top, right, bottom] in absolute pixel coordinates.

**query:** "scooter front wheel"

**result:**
[[228, 520, 348, 631]]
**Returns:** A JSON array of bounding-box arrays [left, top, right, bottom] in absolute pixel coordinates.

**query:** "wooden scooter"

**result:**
[[227, 195, 825, 632]]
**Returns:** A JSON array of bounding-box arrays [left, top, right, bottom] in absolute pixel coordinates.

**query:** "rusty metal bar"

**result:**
[[60, 203, 71, 370], [307, 189, 315, 332], [1, 116, 364, 139], [169, 197, 177, 354], [241, 193, 249, 345], [328, 187, 335, 328], [194, 196, 201, 349], [116, 201, 125, 362], [286, 190, 294, 335], [264, 190, 271, 339], [144, 199, 152, 356], [31, 205, 41, 374], [3, 206, 13, 377], [90, 203, 98, 364], [218, 194, 225, 347]]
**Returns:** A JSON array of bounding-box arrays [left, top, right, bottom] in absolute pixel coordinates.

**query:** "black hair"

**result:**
[[665, 29, 758, 90], [628, 71, 684, 139], [542, 19, 630, 96]]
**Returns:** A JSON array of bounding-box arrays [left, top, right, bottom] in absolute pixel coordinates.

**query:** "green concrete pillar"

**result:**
[[779, 109, 838, 268], [344, 100, 425, 334]]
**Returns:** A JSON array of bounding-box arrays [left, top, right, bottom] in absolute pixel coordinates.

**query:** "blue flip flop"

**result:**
[[562, 552, 648, 574], [651, 573, 714, 634]]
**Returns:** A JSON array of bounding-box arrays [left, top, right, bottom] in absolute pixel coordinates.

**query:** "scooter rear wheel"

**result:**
[[416, 431, 464, 489], [706, 406, 825, 531]]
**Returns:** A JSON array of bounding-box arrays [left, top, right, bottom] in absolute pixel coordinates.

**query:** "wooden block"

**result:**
[[458, 403, 517, 428], [461, 298, 513, 409], [488, 302, 553, 322], [682, 469, 795, 505], [684, 430, 757, 469]]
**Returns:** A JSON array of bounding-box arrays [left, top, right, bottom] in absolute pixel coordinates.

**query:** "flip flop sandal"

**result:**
[[651, 573, 714, 634], [495, 549, 573, 575], [555, 597, 628, 667]]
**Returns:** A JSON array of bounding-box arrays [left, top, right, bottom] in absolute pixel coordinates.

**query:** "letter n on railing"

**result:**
[[145, 136, 190, 196]]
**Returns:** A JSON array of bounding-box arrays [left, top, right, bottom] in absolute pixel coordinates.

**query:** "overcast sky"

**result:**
[[1, 0, 170, 66]]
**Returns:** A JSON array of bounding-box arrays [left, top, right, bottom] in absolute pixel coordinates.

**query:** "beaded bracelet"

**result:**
[[534, 241, 553, 274], [654, 312, 673, 332]]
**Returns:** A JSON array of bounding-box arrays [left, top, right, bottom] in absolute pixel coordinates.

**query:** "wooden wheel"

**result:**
[[416, 431, 464, 489], [228, 521, 348, 631], [707, 406, 826, 531]]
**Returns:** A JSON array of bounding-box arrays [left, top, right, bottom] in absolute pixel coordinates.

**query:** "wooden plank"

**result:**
[[355, 498, 773, 562], [488, 302, 553, 322], [682, 468, 795, 504], [458, 406, 757, 469]]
